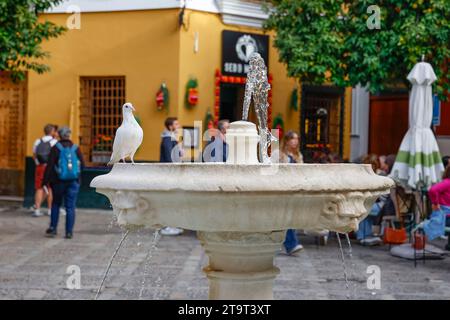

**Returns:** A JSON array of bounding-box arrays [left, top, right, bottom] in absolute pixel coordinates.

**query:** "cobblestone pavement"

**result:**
[[0, 205, 449, 300]]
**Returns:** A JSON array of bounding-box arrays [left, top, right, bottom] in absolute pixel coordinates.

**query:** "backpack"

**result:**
[[35, 139, 52, 164], [55, 143, 80, 181]]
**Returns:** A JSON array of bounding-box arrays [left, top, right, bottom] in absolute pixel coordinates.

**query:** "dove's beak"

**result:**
[[131, 105, 136, 111]]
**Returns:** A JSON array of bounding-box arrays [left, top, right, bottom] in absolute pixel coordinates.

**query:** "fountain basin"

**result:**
[[91, 163, 393, 233], [91, 162, 394, 299]]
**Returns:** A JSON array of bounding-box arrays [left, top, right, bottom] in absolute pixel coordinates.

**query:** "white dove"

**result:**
[[107, 102, 143, 165]]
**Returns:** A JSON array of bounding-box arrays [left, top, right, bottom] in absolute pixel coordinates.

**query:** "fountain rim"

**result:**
[[99, 162, 378, 168], [90, 162, 395, 193]]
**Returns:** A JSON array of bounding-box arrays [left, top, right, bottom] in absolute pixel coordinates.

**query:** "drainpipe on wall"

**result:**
[[350, 84, 370, 162]]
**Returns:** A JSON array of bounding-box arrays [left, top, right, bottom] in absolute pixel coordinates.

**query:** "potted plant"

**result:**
[[91, 134, 113, 164]]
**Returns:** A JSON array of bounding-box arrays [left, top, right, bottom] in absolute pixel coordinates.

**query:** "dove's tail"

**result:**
[[107, 153, 120, 166]]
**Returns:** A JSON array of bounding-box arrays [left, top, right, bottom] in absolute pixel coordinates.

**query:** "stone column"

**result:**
[[226, 121, 260, 164], [197, 231, 285, 300]]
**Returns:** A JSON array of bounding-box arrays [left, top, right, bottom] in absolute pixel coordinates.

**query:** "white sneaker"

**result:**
[[47, 209, 51, 216], [32, 209, 43, 217], [283, 244, 304, 256], [439, 235, 448, 240], [360, 236, 382, 246], [160, 227, 183, 236]]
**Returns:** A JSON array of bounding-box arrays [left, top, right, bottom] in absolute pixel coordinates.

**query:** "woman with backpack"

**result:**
[[42, 127, 85, 239]]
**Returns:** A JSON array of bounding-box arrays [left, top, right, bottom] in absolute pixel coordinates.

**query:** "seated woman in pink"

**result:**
[[420, 165, 450, 240]]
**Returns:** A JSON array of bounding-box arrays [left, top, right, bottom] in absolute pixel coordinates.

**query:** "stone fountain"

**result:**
[[91, 54, 394, 299]]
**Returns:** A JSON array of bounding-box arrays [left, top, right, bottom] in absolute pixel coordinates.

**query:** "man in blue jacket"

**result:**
[[160, 117, 182, 163], [160, 117, 184, 235]]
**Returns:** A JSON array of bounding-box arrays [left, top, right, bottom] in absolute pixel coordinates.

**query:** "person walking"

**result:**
[[42, 127, 84, 239], [271, 130, 304, 255], [203, 119, 229, 162], [32, 124, 58, 217], [159, 117, 184, 236]]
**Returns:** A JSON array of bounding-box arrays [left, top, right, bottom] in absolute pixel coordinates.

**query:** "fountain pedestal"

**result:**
[[199, 231, 284, 300], [91, 121, 394, 300]]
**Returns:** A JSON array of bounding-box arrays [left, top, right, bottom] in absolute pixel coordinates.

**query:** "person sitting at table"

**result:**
[[415, 165, 450, 241]]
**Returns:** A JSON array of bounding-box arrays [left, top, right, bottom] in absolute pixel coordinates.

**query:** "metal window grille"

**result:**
[[79, 76, 125, 165]]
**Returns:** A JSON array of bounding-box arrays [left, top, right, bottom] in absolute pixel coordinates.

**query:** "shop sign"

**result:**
[[222, 30, 269, 77]]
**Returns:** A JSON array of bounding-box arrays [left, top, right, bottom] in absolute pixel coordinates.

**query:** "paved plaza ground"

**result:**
[[0, 203, 449, 300]]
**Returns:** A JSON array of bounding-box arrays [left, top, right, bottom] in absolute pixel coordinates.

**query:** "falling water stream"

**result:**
[[344, 233, 356, 298], [335, 232, 350, 299], [95, 229, 130, 300], [138, 229, 161, 299]]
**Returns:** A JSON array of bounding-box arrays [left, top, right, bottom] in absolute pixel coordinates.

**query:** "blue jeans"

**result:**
[[356, 216, 374, 240], [356, 201, 383, 240], [50, 181, 80, 234], [423, 205, 450, 241], [284, 229, 300, 252]]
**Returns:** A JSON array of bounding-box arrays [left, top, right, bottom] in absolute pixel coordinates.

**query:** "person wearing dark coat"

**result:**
[[42, 127, 85, 239], [159, 117, 184, 236]]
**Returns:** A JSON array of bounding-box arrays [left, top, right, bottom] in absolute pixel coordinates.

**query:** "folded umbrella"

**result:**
[[390, 62, 444, 189]]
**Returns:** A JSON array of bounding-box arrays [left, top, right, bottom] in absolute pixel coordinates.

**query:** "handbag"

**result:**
[[383, 219, 407, 244], [412, 233, 426, 250]]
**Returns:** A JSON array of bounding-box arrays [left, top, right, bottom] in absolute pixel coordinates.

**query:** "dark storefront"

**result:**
[[300, 85, 345, 162]]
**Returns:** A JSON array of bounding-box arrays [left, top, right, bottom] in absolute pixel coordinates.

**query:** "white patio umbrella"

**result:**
[[390, 61, 445, 190]]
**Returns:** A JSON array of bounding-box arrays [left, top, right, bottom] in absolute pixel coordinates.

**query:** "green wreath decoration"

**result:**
[[273, 113, 284, 138], [185, 78, 199, 108]]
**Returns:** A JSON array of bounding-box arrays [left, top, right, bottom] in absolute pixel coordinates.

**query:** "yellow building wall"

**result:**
[[177, 10, 298, 158], [27, 8, 351, 162], [177, 10, 298, 128], [27, 9, 181, 160]]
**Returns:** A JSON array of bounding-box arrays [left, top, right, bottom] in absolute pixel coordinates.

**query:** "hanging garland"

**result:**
[[156, 82, 169, 113], [214, 69, 221, 127], [290, 88, 298, 111], [204, 109, 214, 130], [185, 78, 199, 108], [273, 113, 284, 139]]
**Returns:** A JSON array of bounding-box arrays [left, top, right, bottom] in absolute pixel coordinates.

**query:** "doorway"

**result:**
[[219, 83, 257, 123], [369, 93, 409, 155], [300, 85, 345, 161], [0, 72, 27, 195]]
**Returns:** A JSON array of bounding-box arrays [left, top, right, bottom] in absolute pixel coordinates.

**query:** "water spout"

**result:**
[[242, 52, 276, 164], [95, 229, 130, 300]]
